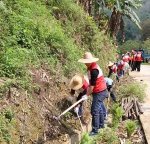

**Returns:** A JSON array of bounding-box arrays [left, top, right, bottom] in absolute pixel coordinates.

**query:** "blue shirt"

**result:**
[[104, 77, 113, 86]]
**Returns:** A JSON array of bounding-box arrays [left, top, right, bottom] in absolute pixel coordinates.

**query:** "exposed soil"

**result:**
[[0, 66, 147, 144]]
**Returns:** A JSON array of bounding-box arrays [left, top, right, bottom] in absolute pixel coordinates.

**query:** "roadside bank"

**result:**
[[129, 65, 150, 144]]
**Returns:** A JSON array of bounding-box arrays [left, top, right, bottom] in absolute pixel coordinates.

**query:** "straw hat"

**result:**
[[108, 61, 114, 67], [69, 74, 84, 90], [78, 52, 99, 63]]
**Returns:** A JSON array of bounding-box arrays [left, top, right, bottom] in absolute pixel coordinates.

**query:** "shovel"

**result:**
[[50, 98, 84, 121]]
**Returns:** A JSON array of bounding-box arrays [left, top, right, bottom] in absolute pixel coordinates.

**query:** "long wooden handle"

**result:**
[[77, 112, 83, 131], [58, 98, 84, 118]]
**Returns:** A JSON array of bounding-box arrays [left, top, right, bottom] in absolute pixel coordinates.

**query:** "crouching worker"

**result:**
[[107, 61, 119, 82], [104, 77, 116, 102], [69, 74, 89, 118]]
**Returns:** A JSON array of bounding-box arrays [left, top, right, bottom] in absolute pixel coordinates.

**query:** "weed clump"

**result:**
[[119, 82, 146, 102], [125, 120, 137, 138], [110, 103, 124, 129]]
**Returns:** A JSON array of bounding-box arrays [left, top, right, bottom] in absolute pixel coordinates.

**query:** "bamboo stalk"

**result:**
[[134, 99, 139, 117], [136, 101, 144, 114]]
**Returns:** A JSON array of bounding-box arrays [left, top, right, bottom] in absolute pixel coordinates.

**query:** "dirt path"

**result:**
[[129, 64, 150, 144]]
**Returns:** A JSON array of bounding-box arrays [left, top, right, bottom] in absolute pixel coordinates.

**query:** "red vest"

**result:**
[[88, 63, 106, 93], [131, 52, 137, 61], [118, 60, 125, 70], [123, 55, 129, 62], [82, 76, 89, 89], [109, 64, 117, 73], [135, 52, 142, 61]]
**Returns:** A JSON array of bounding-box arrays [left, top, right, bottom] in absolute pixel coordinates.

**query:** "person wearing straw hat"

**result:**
[[107, 61, 119, 82], [69, 74, 89, 119], [78, 52, 107, 136]]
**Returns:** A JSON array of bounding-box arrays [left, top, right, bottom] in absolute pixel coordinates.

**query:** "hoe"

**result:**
[[50, 98, 84, 121]]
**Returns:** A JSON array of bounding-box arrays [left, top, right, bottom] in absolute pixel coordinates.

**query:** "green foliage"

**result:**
[[117, 0, 150, 41], [0, 109, 15, 143], [119, 82, 146, 102], [4, 108, 15, 122], [0, 0, 117, 85], [0, 48, 33, 78], [138, 0, 150, 21], [125, 120, 137, 138], [141, 18, 150, 40], [118, 40, 141, 54], [63, 112, 72, 120], [80, 133, 95, 144], [95, 0, 143, 29], [96, 128, 119, 143], [0, 0, 128, 143], [0, 0, 87, 87], [80, 128, 119, 144], [110, 103, 124, 129], [123, 5, 141, 29], [142, 39, 150, 53]]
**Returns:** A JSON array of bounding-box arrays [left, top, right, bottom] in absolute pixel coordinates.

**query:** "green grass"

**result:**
[[141, 62, 150, 65]]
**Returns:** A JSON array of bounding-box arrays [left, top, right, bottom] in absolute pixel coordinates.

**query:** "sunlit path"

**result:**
[[130, 64, 150, 144]]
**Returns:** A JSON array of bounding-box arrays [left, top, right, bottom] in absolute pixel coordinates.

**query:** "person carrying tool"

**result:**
[[107, 61, 119, 82], [104, 77, 116, 102], [78, 52, 107, 136], [69, 74, 89, 119]]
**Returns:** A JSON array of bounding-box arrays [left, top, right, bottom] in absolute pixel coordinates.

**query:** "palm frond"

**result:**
[[124, 5, 140, 22], [124, 0, 142, 9], [123, 9, 141, 29], [116, 0, 122, 12]]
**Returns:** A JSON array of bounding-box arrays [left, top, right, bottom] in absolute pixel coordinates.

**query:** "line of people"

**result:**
[[68, 52, 117, 136], [130, 50, 143, 72], [122, 50, 143, 72], [107, 58, 130, 81], [107, 49, 143, 81], [68, 50, 143, 136]]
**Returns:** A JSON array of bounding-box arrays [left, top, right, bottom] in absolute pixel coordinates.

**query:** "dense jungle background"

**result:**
[[0, 0, 149, 143]]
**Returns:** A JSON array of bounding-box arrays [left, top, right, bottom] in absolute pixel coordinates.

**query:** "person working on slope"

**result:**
[[104, 77, 117, 102], [78, 52, 107, 136], [69, 74, 89, 119]]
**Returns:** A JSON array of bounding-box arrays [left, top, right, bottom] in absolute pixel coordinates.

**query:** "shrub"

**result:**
[[110, 103, 124, 129], [80, 133, 95, 144], [0, 109, 15, 143], [119, 82, 146, 102], [96, 128, 119, 144], [125, 120, 137, 138]]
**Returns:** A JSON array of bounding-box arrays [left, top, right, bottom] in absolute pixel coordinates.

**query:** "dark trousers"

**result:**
[[135, 61, 141, 72], [76, 89, 87, 117], [91, 89, 107, 133], [131, 61, 136, 71], [129, 60, 131, 66], [120, 69, 124, 76], [108, 85, 116, 102]]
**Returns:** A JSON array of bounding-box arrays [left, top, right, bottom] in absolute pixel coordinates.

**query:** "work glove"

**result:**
[[70, 96, 74, 102], [82, 95, 88, 100], [74, 107, 79, 113]]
